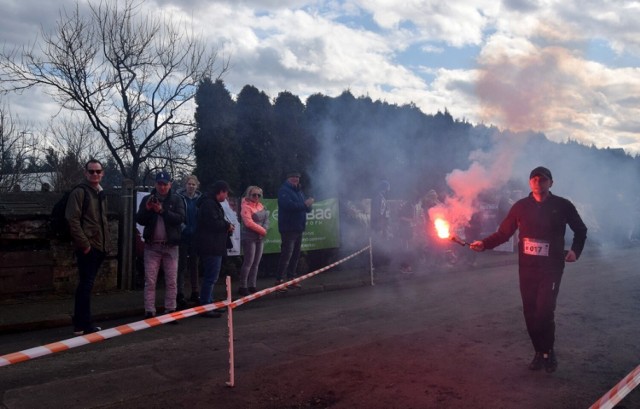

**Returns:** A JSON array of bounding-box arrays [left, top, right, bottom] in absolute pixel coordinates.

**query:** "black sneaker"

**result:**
[[201, 311, 222, 318], [544, 350, 557, 373], [400, 266, 414, 274], [528, 352, 544, 370], [274, 280, 288, 292], [177, 294, 188, 310], [238, 287, 249, 296], [144, 312, 155, 319], [248, 287, 258, 294], [189, 292, 200, 303], [73, 326, 102, 336], [165, 310, 179, 325]]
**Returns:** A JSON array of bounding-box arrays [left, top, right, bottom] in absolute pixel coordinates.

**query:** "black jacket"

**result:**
[[194, 194, 230, 256], [136, 189, 185, 245], [482, 192, 587, 269]]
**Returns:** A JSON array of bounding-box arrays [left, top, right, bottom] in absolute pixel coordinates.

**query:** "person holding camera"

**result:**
[[136, 171, 185, 319], [194, 180, 235, 318]]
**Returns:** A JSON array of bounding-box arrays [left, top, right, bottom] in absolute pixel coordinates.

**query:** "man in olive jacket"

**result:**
[[136, 171, 185, 318], [65, 159, 111, 336]]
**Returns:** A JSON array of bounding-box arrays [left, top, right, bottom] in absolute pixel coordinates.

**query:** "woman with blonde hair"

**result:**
[[238, 185, 270, 296]]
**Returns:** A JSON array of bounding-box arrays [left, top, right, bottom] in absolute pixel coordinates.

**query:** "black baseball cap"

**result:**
[[210, 180, 231, 194], [529, 166, 552, 180]]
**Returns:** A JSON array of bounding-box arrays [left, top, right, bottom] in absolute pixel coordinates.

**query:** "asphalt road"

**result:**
[[1, 245, 639, 409]]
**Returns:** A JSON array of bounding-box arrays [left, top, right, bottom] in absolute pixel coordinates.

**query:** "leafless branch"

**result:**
[[0, 0, 229, 182]]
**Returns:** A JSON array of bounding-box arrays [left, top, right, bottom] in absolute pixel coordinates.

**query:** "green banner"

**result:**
[[262, 198, 340, 254]]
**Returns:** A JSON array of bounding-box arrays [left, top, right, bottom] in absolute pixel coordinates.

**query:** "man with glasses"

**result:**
[[66, 159, 111, 335], [136, 171, 185, 319]]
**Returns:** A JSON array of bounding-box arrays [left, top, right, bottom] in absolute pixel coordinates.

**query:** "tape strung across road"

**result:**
[[230, 246, 371, 309], [0, 301, 230, 367], [0, 245, 371, 368], [5, 242, 637, 407], [589, 364, 640, 409]]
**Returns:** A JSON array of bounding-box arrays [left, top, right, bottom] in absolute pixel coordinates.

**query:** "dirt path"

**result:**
[[91, 246, 640, 409], [2, 246, 639, 409]]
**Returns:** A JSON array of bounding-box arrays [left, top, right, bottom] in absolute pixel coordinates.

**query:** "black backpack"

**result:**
[[50, 185, 91, 241]]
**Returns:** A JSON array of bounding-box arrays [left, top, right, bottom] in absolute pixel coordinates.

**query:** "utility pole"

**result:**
[[119, 178, 135, 289]]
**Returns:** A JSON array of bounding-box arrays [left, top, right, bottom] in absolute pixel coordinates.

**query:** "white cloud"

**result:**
[[0, 0, 639, 154], [189, 5, 427, 100], [351, 0, 498, 46]]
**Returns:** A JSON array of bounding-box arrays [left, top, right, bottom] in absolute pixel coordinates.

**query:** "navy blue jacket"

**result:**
[[277, 181, 312, 233], [177, 189, 202, 242]]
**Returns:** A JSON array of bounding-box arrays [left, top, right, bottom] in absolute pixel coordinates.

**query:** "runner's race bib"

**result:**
[[522, 238, 550, 256]]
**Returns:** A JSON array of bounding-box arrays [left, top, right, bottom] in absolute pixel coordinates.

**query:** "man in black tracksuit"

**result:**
[[470, 166, 587, 373]]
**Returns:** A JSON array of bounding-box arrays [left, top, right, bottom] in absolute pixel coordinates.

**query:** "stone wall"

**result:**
[[0, 191, 120, 300]]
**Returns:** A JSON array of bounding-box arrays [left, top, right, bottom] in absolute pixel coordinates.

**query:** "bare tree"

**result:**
[[140, 123, 196, 183], [0, 104, 40, 192], [42, 115, 108, 191], [0, 0, 228, 183]]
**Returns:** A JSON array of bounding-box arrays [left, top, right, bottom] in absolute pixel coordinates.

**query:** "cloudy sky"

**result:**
[[2, 0, 640, 153]]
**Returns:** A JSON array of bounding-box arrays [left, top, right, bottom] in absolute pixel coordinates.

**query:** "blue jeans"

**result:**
[[73, 248, 105, 331], [276, 231, 303, 280], [240, 238, 265, 287], [200, 255, 223, 304]]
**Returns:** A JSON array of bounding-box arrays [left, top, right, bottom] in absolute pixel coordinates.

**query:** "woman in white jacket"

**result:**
[[238, 186, 270, 296]]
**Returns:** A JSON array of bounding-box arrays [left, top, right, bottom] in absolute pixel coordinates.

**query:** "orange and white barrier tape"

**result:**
[[0, 299, 230, 367], [1, 246, 371, 368], [229, 246, 371, 309], [589, 364, 640, 409]]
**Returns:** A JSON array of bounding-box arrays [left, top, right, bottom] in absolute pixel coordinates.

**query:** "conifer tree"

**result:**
[[273, 91, 315, 194], [193, 78, 240, 189], [235, 85, 278, 194]]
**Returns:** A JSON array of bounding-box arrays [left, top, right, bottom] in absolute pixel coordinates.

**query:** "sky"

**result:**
[[1, 0, 640, 154]]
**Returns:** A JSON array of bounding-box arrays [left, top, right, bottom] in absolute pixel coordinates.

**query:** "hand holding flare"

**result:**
[[434, 217, 469, 246]]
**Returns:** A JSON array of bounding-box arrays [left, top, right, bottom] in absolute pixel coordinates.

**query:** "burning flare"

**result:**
[[434, 217, 468, 246], [434, 218, 450, 239]]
